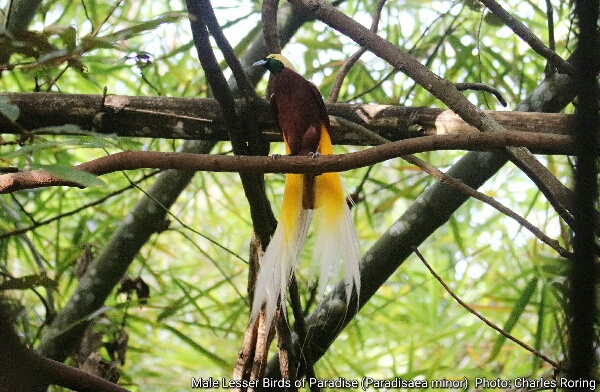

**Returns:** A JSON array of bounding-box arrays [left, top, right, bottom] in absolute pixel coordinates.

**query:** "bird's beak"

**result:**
[[252, 59, 267, 67]]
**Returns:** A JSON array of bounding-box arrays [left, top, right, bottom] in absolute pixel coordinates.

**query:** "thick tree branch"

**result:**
[[0, 132, 575, 194], [262, 0, 282, 53], [0, 93, 575, 143], [187, 0, 276, 246], [568, 0, 599, 382], [203, 3, 258, 102]]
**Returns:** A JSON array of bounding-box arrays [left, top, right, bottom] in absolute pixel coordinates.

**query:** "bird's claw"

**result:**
[[271, 153, 282, 160], [308, 152, 320, 158]]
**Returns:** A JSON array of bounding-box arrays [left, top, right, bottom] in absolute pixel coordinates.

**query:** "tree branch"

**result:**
[[0, 132, 576, 194], [202, 0, 259, 102], [567, 0, 599, 381], [455, 82, 507, 107], [479, 0, 575, 76], [262, 0, 282, 53], [0, 93, 575, 142], [187, 0, 276, 246]]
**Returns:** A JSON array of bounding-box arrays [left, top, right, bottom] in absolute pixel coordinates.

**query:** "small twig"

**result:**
[[544, 0, 556, 77], [412, 246, 560, 369], [328, 0, 387, 103], [276, 314, 297, 391], [9, 192, 38, 225], [0, 107, 29, 135], [0, 171, 159, 240], [44, 65, 70, 92], [250, 309, 276, 385], [232, 319, 258, 392], [406, 154, 571, 258], [233, 233, 261, 392], [91, 0, 124, 38], [455, 82, 507, 107], [344, 68, 396, 102], [478, 0, 574, 76], [400, 12, 462, 106], [289, 276, 319, 392]]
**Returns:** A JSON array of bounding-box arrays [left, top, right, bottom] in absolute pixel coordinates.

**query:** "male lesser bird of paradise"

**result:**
[[251, 54, 361, 330]]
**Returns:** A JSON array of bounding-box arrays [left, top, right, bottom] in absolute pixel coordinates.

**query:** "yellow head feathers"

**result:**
[[252, 53, 297, 74]]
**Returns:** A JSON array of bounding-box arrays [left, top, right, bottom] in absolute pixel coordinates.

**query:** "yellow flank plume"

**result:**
[[251, 126, 360, 332], [312, 127, 361, 305], [250, 162, 313, 326]]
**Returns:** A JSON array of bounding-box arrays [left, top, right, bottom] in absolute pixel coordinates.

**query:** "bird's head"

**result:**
[[252, 54, 297, 74]]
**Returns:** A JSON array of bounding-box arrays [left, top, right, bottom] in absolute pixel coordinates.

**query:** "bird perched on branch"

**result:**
[[251, 54, 360, 331]]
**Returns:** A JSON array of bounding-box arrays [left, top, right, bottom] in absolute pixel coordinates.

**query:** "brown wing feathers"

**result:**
[[272, 68, 327, 156]]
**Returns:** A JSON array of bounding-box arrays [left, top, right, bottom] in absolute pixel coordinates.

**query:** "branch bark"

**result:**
[[0, 132, 576, 194], [567, 0, 599, 382], [0, 92, 574, 143]]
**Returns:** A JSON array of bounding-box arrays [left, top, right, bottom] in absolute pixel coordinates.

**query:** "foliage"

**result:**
[[0, 0, 583, 391]]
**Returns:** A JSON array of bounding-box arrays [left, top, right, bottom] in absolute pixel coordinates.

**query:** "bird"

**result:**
[[250, 54, 360, 331]]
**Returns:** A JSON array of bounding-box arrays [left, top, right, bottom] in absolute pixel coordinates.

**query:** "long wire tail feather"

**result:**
[[250, 174, 313, 331], [312, 172, 361, 305]]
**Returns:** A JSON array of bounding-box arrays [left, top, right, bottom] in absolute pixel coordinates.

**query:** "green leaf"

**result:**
[[163, 324, 230, 370], [0, 96, 20, 122], [94, 12, 187, 44], [60, 26, 77, 52], [0, 274, 58, 291], [32, 163, 104, 188], [488, 277, 538, 361]]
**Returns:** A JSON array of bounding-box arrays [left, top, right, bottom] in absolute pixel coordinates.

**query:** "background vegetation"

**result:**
[[0, 0, 591, 390]]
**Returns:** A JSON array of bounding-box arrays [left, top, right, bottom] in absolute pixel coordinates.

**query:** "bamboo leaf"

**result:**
[[488, 277, 538, 361], [163, 324, 230, 370], [33, 163, 104, 187]]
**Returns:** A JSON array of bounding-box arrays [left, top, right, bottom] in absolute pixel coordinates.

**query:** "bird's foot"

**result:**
[[308, 152, 320, 158], [271, 153, 282, 160]]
